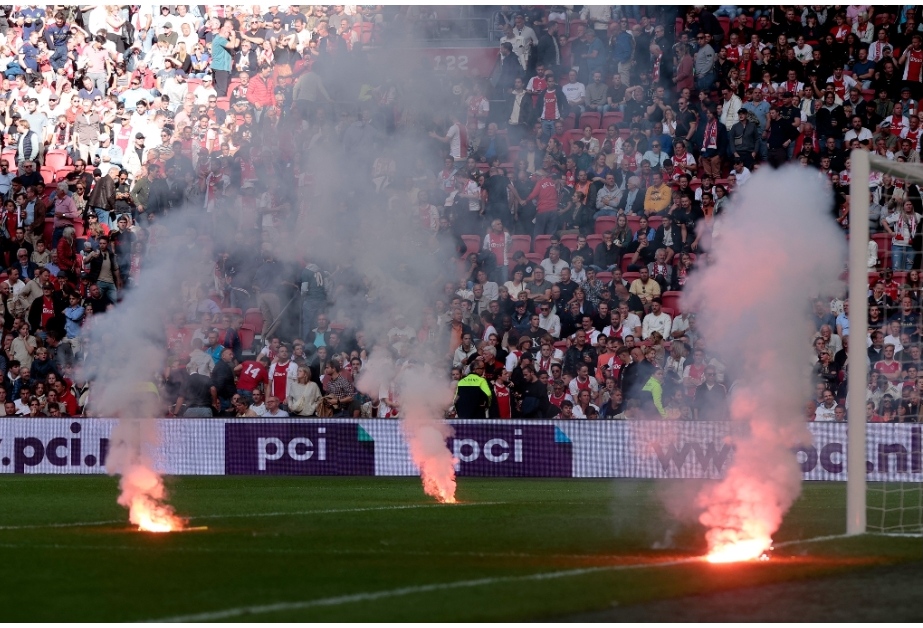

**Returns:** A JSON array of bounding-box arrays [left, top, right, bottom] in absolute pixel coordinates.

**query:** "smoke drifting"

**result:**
[[682, 167, 845, 560], [84, 216, 211, 531]]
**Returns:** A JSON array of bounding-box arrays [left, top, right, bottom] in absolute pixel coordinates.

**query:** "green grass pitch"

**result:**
[[0, 476, 919, 621]]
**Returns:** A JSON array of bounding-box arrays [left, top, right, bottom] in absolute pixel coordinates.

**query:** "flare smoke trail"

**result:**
[[682, 167, 845, 561], [84, 217, 210, 531]]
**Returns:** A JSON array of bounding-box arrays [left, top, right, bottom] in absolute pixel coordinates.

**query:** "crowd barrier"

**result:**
[[0, 419, 920, 481]]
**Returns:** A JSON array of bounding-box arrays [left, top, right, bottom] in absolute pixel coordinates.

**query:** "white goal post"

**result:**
[[847, 150, 923, 535]]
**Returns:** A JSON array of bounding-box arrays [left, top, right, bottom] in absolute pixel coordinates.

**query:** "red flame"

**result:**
[[118, 464, 185, 533], [705, 536, 772, 563]]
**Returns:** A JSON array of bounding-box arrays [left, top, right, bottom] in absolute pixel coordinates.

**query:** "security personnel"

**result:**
[[640, 367, 668, 418], [454, 360, 493, 418]]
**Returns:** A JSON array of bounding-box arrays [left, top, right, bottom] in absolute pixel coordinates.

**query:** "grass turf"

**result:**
[[0, 476, 919, 622]]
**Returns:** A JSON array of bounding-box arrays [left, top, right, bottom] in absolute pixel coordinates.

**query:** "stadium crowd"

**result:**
[[0, 5, 918, 423]]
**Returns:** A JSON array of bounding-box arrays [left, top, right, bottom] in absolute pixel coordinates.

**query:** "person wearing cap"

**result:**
[[193, 74, 217, 106], [123, 133, 148, 180], [95, 131, 123, 168]]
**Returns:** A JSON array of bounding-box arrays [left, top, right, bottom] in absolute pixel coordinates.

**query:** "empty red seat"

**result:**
[[533, 235, 552, 254], [596, 271, 612, 283], [510, 235, 531, 256], [578, 112, 601, 130], [594, 217, 616, 234], [237, 324, 256, 354], [244, 308, 264, 332], [560, 234, 578, 250], [661, 290, 682, 315], [586, 234, 602, 249], [461, 234, 481, 254], [601, 112, 623, 129], [44, 150, 69, 171]]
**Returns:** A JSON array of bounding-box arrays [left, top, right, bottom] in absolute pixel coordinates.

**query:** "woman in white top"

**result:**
[[287, 367, 322, 417], [503, 269, 526, 299]]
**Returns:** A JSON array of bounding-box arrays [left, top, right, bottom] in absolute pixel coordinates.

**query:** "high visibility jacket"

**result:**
[[454, 373, 492, 418]]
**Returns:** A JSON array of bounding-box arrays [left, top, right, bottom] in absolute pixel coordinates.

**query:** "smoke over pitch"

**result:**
[[683, 167, 845, 561], [84, 215, 211, 532]]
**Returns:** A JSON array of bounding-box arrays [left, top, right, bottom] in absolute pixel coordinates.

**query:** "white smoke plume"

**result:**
[[356, 350, 457, 503], [84, 216, 211, 531], [682, 166, 845, 560]]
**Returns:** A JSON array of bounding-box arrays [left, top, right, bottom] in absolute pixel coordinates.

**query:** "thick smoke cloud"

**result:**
[[682, 166, 846, 559], [84, 214, 212, 530]]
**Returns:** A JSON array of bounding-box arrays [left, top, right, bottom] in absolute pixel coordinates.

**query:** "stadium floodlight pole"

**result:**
[[847, 148, 869, 536]]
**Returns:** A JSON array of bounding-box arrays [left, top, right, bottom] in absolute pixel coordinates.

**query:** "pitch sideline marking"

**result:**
[[148, 532, 901, 622], [0, 502, 506, 531], [149, 558, 703, 623]]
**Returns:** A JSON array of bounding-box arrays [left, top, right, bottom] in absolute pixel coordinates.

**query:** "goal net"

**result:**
[[849, 151, 923, 537]]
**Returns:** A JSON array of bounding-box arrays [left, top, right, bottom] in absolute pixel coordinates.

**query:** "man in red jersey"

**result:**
[[234, 354, 269, 400]]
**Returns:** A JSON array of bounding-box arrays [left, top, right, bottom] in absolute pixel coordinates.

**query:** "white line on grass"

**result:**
[[148, 558, 703, 623], [147, 530, 914, 622], [0, 502, 507, 531]]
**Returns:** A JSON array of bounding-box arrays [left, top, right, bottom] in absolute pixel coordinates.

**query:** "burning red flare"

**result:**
[[706, 537, 772, 563], [119, 464, 185, 533]]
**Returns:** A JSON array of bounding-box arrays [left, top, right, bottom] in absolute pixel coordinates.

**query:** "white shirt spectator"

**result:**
[[538, 312, 561, 338], [814, 402, 838, 422], [642, 311, 672, 340], [540, 257, 569, 284], [561, 80, 586, 107]]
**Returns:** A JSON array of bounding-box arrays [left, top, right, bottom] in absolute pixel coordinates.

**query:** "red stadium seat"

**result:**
[[562, 129, 584, 154], [44, 150, 70, 171], [596, 271, 612, 283], [601, 112, 623, 129], [461, 234, 481, 254], [525, 253, 543, 265], [586, 234, 602, 249], [40, 167, 55, 185], [1, 148, 16, 164], [648, 216, 663, 230], [623, 271, 640, 283], [237, 324, 257, 355], [244, 308, 264, 332], [661, 291, 682, 315], [330, 321, 348, 332], [672, 252, 696, 266], [216, 97, 230, 111], [620, 256, 632, 272], [55, 168, 74, 182], [626, 215, 641, 233], [510, 235, 531, 256], [661, 306, 675, 319], [560, 234, 578, 250], [533, 234, 551, 254], [594, 216, 616, 234], [578, 112, 601, 130]]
